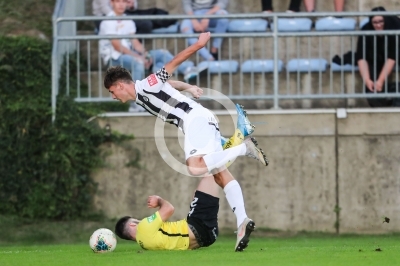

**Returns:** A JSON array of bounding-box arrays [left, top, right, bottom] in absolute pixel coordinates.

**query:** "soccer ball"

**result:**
[[89, 228, 117, 253]]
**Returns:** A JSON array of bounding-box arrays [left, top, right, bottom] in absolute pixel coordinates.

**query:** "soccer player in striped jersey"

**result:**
[[104, 32, 268, 251], [114, 106, 255, 251]]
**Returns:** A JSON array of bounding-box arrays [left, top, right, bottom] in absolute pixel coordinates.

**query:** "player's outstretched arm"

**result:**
[[147, 195, 174, 221], [167, 80, 203, 98], [164, 32, 211, 75]]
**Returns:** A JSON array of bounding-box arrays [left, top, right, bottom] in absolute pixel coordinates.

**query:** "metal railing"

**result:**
[[52, 10, 400, 120]]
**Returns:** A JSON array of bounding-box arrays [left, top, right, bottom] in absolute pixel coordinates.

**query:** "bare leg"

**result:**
[[212, 168, 234, 188], [333, 0, 345, 12], [303, 0, 315, 12], [196, 174, 220, 198]]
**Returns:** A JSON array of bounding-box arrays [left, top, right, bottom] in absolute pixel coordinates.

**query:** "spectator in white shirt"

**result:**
[[99, 0, 194, 82]]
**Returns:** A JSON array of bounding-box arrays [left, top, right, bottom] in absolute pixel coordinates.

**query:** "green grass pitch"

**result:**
[[1, 234, 399, 266]]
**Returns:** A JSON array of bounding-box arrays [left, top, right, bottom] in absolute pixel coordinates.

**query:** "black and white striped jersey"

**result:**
[[134, 67, 200, 130]]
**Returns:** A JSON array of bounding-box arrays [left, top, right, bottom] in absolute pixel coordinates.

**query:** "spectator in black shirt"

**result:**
[[356, 6, 400, 107]]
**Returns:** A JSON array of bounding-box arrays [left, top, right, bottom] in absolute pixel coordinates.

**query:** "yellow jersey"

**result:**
[[136, 211, 190, 250]]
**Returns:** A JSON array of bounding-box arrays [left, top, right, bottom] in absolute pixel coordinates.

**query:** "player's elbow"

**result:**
[[165, 205, 175, 219], [168, 205, 175, 216]]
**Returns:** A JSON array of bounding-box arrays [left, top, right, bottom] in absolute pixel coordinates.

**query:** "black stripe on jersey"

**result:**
[[175, 102, 193, 114], [158, 228, 189, 237], [209, 122, 220, 131], [166, 112, 183, 128], [137, 94, 161, 116], [143, 89, 193, 113], [137, 94, 182, 128]]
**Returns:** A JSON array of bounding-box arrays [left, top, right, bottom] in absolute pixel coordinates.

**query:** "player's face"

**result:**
[[108, 82, 128, 103], [127, 218, 140, 240]]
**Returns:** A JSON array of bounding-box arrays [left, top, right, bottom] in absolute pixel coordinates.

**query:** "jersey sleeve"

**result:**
[[137, 211, 163, 235], [155, 67, 172, 83], [137, 68, 171, 93]]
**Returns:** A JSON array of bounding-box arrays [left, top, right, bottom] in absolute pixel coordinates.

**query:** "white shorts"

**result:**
[[183, 107, 222, 160]]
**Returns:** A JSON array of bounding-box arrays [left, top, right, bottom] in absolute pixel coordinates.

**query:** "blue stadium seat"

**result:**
[[359, 18, 369, 29], [330, 62, 359, 72], [271, 18, 313, 32], [315, 17, 356, 31], [286, 58, 328, 72], [197, 60, 239, 74], [241, 59, 283, 73], [228, 19, 268, 32], [151, 23, 179, 34]]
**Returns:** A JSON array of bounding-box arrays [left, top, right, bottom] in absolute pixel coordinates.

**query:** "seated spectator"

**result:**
[[356, 6, 400, 107], [125, 0, 151, 34], [99, 0, 194, 111], [180, 0, 229, 61], [92, 0, 111, 30], [93, 0, 177, 34], [124, 0, 178, 34], [261, 0, 315, 13]]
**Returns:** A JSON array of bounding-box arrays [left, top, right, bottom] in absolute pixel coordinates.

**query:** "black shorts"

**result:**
[[186, 190, 219, 248]]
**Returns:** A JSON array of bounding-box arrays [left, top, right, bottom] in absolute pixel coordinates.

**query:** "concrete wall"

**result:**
[[92, 109, 400, 233]]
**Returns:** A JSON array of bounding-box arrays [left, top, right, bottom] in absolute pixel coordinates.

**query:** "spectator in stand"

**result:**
[[99, 0, 195, 112], [124, 0, 178, 34], [356, 6, 400, 107], [180, 0, 230, 61], [93, 0, 176, 34], [92, 0, 112, 30], [124, 0, 152, 34], [261, 0, 315, 13]]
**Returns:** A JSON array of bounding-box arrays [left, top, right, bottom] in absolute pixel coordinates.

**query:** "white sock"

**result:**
[[223, 180, 247, 228], [203, 143, 246, 172]]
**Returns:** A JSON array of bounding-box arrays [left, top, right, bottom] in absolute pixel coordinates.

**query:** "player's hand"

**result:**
[[147, 195, 161, 208], [197, 32, 211, 47], [187, 86, 203, 99]]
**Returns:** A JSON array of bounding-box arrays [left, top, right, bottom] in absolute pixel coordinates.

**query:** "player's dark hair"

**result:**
[[104, 66, 133, 89], [115, 216, 133, 240]]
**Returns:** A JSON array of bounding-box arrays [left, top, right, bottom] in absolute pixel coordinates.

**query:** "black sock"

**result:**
[[211, 51, 219, 60]]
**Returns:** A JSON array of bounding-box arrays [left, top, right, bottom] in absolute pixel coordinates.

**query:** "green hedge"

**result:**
[[0, 36, 121, 219]]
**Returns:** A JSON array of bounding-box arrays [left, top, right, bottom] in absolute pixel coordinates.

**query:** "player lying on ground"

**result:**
[[104, 32, 268, 251], [115, 174, 222, 250]]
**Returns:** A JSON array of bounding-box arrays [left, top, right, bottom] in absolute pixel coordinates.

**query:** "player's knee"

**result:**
[[187, 165, 205, 176]]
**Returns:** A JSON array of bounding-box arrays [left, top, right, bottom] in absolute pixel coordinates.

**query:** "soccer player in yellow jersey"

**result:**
[[115, 174, 229, 250]]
